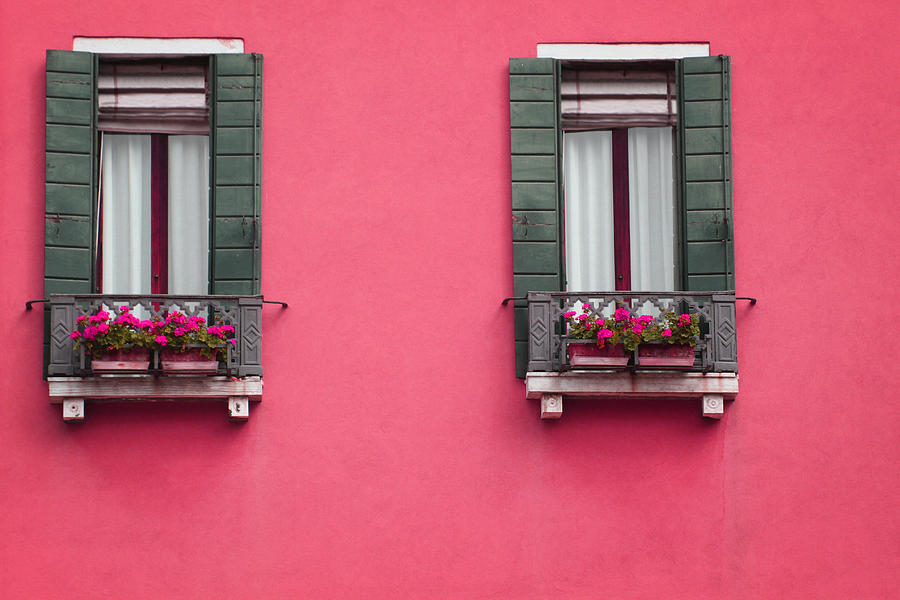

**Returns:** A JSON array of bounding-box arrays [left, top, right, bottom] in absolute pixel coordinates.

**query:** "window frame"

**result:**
[[510, 49, 734, 377]]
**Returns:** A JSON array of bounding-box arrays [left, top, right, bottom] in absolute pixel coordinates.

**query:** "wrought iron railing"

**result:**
[[48, 294, 263, 377], [526, 291, 738, 373]]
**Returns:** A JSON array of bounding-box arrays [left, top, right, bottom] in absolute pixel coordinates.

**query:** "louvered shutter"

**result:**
[[510, 58, 563, 378], [677, 55, 734, 291], [210, 53, 263, 294], [45, 50, 98, 373]]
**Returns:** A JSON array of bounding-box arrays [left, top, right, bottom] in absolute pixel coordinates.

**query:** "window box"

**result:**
[[567, 342, 628, 369], [160, 347, 220, 374], [636, 343, 695, 369], [90, 347, 151, 373]]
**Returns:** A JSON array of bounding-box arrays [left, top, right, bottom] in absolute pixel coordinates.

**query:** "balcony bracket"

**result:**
[[62, 398, 84, 422], [702, 394, 725, 419], [540, 393, 563, 419], [228, 396, 250, 420]]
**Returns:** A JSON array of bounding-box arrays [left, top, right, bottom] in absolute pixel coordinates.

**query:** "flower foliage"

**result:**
[[642, 312, 700, 346], [71, 306, 236, 359], [564, 305, 700, 351], [155, 310, 236, 359]]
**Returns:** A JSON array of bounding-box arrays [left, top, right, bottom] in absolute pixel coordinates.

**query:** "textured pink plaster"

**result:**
[[1, 0, 898, 598]]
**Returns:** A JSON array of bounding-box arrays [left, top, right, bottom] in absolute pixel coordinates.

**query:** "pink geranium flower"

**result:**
[[614, 308, 630, 321], [154, 335, 168, 346], [662, 329, 673, 337], [69, 331, 81, 339], [564, 311, 577, 318], [221, 325, 235, 333]]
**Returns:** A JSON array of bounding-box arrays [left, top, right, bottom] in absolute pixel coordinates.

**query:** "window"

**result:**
[[510, 51, 734, 377], [44, 47, 263, 300], [44, 46, 263, 372]]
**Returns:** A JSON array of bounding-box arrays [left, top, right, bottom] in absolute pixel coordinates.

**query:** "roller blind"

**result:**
[[561, 63, 676, 130], [98, 60, 209, 134]]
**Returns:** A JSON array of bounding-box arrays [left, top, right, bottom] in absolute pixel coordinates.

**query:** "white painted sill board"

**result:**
[[525, 371, 738, 400], [48, 376, 262, 402]]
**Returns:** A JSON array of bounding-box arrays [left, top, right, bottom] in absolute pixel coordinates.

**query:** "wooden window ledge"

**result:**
[[48, 376, 262, 421], [525, 371, 737, 419]]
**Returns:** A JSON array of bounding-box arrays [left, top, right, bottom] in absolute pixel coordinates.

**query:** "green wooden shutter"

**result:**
[[677, 55, 734, 291], [510, 58, 562, 377], [210, 53, 263, 294], [45, 50, 97, 296], [45, 50, 97, 373]]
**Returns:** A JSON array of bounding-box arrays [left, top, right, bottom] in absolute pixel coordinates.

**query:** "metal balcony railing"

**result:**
[[526, 291, 738, 373], [47, 294, 263, 377]]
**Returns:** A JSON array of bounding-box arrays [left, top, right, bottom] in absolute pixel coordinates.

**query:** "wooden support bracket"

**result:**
[[62, 399, 84, 422], [228, 396, 250, 420], [540, 393, 563, 419], [702, 394, 725, 419]]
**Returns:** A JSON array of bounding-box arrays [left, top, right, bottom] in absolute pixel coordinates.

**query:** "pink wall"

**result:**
[[2, 1, 898, 597]]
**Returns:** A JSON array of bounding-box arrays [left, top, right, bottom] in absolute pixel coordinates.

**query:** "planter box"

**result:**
[[637, 343, 695, 369], [160, 347, 220, 374], [567, 343, 628, 368], [91, 348, 151, 373]]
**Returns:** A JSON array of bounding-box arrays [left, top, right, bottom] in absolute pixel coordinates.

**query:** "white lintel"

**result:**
[[73, 37, 244, 54], [537, 43, 709, 60]]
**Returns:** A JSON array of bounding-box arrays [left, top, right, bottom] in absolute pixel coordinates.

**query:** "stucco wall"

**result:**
[[1, 1, 898, 598]]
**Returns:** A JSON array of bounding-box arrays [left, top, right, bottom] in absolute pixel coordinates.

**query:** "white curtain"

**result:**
[[563, 130, 615, 292], [628, 127, 675, 292], [101, 134, 151, 294], [168, 135, 209, 294], [100, 133, 209, 296]]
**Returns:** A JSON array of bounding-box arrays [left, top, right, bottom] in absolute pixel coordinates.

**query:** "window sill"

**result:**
[[48, 375, 262, 421], [525, 371, 737, 420]]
